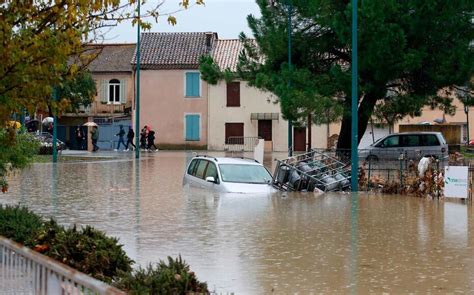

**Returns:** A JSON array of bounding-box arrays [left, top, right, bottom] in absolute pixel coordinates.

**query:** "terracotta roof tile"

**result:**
[[212, 39, 243, 72], [132, 32, 217, 69], [86, 44, 136, 72], [212, 39, 262, 72]]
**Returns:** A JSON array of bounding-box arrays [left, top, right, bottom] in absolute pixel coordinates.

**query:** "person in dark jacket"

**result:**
[[114, 125, 126, 151], [91, 126, 99, 152], [140, 126, 148, 150], [147, 130, 158, 151], [125, 126, 136, 151], [75, 126, 84, 150]]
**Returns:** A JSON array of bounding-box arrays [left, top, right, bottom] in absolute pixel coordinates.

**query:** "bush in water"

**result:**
[[37, 221, 134, 283], [0, 205, 207, 291], [0, 205, 44, 247], [115, 255, 209, 294]]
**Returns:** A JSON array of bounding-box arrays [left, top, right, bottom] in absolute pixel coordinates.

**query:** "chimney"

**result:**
[[205, 32, 215, 52]]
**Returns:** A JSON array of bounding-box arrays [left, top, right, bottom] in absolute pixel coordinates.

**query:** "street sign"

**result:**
[[444, 166, 468, 198]]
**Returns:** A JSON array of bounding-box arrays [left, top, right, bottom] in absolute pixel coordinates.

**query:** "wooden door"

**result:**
[[225, 123, 244, 144], [258, 120, 272, 141], [293, 127, 306, 152]]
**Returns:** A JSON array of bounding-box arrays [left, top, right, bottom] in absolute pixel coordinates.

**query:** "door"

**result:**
[[225, 123, 244, 144], [258, 120, 272, 141], [293, 127, 306, 152], [258, 120, 273, 151]]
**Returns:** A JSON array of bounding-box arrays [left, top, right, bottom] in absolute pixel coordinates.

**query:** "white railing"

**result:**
[[224, 136, 261, 152], [0, 236, 125, 295]]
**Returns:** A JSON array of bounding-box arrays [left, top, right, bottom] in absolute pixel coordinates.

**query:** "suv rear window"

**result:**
[[187, 159, 199, 175], [421, 134, 440, 146]]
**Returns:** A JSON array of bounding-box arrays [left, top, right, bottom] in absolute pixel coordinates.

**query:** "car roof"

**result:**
[[387, 132, 442, 135], [193, 156, 262, 165]]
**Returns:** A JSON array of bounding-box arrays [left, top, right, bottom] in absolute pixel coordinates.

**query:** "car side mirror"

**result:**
[[206, 176, 216, 183]]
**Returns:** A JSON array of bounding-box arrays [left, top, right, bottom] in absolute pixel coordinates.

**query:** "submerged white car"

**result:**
[[183, 156, 277, 193]]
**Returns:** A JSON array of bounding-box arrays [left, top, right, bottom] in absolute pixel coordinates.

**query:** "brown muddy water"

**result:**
[[1, 151, 473, 293]]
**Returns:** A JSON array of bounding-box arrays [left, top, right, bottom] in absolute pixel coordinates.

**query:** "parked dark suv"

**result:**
[[360, 132, 448, 161]]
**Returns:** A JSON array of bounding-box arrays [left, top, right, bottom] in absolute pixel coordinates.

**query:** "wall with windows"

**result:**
[[135, 69, 208, 147], [208, 80, 328, 151], [92, 73, 134, 115]]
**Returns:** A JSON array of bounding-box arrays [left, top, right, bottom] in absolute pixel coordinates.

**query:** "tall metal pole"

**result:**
[[52, 88, 58, 163], [135, 1, 141, 159], [287, 0, 293, 157], [464, 105, 470, 144], [351, 0, 358, 191]]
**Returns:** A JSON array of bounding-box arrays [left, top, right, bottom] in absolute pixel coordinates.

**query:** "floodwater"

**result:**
[[1, 151, 473, 293]]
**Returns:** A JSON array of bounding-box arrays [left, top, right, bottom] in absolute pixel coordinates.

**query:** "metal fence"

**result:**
[[224, 136, 260, 152], [310, 148, 471, 197], [0, 236, 125, 295]]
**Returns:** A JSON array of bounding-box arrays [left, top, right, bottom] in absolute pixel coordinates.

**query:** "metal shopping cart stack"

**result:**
[[272, 149, 351, 192]]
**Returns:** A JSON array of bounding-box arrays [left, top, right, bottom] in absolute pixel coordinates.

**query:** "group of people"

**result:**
[[74, 124, 158, 152], [114, 125, 158, 152], [139, 125, 158, 151]]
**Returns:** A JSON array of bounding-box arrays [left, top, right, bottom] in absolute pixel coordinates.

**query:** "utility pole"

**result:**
[[135, 1, 141, 159], [351, 0, 358, 191], [287, 0, 293, 157], [52, 88, 58, 163]]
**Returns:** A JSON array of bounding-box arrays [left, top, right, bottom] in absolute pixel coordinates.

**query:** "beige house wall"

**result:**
[[134, 69, 208, 147], [395, 97, 472, 141], [208, 81, 327, 151], [91, 72, 134, 114]]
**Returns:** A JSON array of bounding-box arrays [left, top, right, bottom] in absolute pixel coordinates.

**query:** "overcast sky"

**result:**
[[103, 0, 261, 43]]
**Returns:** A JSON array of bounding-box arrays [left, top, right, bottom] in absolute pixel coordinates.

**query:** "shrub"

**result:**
[[0, 130, 40, 192], [115, 255, 209, 294], [38, 222, 134, 283], [0, 205, 44, 247]]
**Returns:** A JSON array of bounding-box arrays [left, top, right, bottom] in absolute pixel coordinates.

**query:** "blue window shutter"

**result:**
[[192, 73, 200, 96], [185, 115, 200, 141], [192, 115, 200, 140], [185, 73, 200, 97], [185, 73, 192, 96]]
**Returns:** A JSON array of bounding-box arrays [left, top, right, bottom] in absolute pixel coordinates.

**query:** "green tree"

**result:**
[[0, 0, 204, 190], [48, 71, 97, 116], [208, 0, 473, 150]]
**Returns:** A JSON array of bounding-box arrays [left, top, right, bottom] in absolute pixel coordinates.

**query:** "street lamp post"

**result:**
[[135, 1, 141, 159], [465, 105, 470, 144], [52, 88, 58, 163], [351, 0, 358, 191], [287, 0, 293, 157]]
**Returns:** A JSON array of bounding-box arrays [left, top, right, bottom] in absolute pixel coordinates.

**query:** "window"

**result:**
[[225, 123, 244, 144], [381, 136, 399, 147], [101, 79, 126, 104], [219, 164, 272, 184], [401, 135, 420, 147], [109, 79, 121, 103], [421, 134, 440, 146], [185, 114, 200, 141], [195, 160, 208, 179], [204, 162, 218, 180], [185, 72, 200, 97], [187, 159, 199, 175], [226, 82, 240, 107]]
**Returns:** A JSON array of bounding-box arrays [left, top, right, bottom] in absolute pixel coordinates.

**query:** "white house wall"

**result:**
[[208, 81, 327, 151]]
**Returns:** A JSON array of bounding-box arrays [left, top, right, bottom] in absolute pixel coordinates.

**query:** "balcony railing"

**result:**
[[73, 101, 132, 116]]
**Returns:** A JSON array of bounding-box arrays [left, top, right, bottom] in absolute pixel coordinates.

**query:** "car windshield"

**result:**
[[219, 164, 272, 184]]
